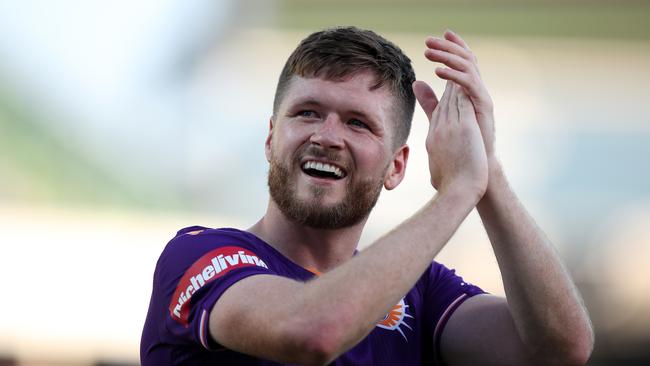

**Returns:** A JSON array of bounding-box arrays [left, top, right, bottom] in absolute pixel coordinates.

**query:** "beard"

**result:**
[[268, 148, 385, 230]]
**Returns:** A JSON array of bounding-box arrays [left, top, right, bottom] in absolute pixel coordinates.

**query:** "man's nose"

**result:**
[[309, 114, 345, 149]]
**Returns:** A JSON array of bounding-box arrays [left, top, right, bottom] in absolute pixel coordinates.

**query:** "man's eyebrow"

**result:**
[[292, 98, 322, 107]]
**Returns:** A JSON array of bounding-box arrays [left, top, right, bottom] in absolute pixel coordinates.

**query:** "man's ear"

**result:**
[[384, 144, 409, 190], [265, 117, 274, 162]]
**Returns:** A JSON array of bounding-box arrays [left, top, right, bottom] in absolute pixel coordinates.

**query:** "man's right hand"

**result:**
[[413, 80, 488, 202]]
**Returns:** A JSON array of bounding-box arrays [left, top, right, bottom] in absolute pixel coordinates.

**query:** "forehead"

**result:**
[[279, 70, 397, 124]]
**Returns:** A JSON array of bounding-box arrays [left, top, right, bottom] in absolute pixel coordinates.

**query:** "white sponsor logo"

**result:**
[[169, 246, 268, 324]]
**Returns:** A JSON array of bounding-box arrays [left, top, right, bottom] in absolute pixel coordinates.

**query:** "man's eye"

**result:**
[[297, 110, 318, 118], [348, 118, 370, 130]]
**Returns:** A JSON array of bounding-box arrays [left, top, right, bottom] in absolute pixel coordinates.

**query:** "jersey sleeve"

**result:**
[[422, 261, 486, 364], [156, 227, 276, 350]]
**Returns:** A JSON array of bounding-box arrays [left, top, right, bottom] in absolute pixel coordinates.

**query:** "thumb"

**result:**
[[412, 80, 438, 122]]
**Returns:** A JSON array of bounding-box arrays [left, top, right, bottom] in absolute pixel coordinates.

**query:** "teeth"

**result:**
[[302, 161, 344, 178]]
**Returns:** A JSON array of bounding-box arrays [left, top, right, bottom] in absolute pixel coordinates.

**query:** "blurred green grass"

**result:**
[[0, 79, 181, 210], [277, 0, 650, 39]]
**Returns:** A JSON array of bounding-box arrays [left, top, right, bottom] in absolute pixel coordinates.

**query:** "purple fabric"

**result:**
[[141, 226, 485, 365]]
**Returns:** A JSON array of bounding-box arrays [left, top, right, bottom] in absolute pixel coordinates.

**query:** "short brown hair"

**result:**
[[273, 26, 416, 148]]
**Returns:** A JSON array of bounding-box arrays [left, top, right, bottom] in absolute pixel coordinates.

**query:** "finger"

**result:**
[[442, 81, 454, 125], [412, 80, 438, 122], [436, 79, 452, 117], [425, 36, 474, 62], [457, 88, 477, 125], [435, 67, 484, 100], [425, 48, 472, 73], [444, 29, 470, 51], [449, 84, 460, 125]]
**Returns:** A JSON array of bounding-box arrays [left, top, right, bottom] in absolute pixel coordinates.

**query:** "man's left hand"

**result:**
[[423, 30, 496, 162]]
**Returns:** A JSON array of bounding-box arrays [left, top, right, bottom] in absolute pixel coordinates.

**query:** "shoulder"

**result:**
[[154, 226, 274, 284], [165, 226, 261, 251], [161, 226, 268, 264], [155, 226, 277, 329]]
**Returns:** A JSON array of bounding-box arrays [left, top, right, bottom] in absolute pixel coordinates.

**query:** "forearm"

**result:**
[[476, 159, 594, 363], [214, 189, 478, 365], [295, 188, 479, 359]]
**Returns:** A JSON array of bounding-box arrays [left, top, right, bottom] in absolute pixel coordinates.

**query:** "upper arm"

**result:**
[[209, 274, 327, 365], [440, 294, 535, 366]]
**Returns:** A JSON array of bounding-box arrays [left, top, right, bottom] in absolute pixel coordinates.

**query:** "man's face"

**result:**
[[266, 70, 407, 229]]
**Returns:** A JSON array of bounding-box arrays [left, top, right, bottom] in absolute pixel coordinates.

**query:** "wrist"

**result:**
[[437, 181, 484, 209], [478, 157, 510, 211]]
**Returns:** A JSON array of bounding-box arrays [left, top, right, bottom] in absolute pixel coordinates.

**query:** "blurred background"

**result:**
[[0, 0, 649, 365]]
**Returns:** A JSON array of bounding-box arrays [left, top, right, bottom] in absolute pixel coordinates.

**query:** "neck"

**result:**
[[247, 200, 366, 273]]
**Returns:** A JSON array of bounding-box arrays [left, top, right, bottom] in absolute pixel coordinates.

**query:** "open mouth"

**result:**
[[301, 161, 347, 180]]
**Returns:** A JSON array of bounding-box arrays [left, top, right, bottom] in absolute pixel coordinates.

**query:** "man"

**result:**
[[141, 27, 594, 365]]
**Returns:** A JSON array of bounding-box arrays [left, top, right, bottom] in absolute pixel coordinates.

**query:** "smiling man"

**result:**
[[141, 27, 594, 365]]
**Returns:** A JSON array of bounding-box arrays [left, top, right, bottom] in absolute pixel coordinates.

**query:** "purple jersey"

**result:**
[[141, 226, 484, 365]]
